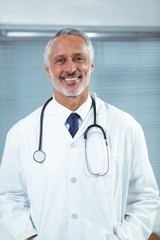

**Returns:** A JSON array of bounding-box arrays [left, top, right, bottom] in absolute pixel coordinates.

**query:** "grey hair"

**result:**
[[44, 28, 94, 66]]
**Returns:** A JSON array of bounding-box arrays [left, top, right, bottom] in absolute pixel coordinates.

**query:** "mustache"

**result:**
[[59, 70, 82, 79]]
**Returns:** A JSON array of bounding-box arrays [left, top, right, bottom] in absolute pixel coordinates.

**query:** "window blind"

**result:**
[[91, 40, 160, 186], [0, 32, 160, 187]]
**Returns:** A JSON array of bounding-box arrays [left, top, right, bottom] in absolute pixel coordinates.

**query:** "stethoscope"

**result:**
[[33, 96, 109, 177]]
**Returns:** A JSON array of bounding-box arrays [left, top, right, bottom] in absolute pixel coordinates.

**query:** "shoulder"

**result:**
[[93, 93, 142, 132], [7, 107, 42, 138]]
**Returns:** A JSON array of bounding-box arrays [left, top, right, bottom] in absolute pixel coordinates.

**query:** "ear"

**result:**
[[91, 63, 94, 72], [45, 66, 51, 78]]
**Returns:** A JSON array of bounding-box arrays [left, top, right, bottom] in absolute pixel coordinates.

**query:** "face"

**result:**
[[45, 35, 94, 99]]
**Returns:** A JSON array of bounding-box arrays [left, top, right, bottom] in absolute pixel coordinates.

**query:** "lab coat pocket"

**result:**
[[84, 131, 109, 178], [106, 234, 119, 240], [84, 152, 119, 194], [96, 153, 116, 194]]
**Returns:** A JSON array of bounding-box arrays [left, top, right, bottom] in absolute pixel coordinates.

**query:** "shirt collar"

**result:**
[[50, 95, 92, 124], [75, 96, 92, 121]]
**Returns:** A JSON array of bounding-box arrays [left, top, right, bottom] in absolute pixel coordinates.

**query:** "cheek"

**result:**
[[84, 65, 93, 76], [50, 66, 61, 78]]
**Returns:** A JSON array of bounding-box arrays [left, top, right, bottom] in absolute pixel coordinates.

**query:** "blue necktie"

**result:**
[[67, 113, 80, 138]]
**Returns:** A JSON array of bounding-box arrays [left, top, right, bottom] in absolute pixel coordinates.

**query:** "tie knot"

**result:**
[[67, 113, 80, 127], [67, 113, 80, 137]]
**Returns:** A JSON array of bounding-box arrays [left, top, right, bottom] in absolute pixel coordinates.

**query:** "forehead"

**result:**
[[49, 35, 90, 56]]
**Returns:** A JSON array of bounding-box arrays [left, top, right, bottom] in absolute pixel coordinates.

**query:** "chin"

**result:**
[[62, 91, 82, 97], [59, 86, 87, 97], [53, 80, 89, 97]]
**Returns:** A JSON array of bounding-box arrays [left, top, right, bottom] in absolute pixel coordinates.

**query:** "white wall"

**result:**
[[0, 0, 160, 27]]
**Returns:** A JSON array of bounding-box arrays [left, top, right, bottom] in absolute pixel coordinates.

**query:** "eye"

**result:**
[[54, 57, 66, 65], [74, 55, 86, 63]]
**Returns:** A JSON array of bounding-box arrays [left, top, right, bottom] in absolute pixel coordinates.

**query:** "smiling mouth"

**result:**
[[62, 76, 82, 85]]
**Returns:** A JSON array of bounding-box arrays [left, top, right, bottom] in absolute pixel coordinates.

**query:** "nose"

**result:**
[[65, 58, 77, 73]]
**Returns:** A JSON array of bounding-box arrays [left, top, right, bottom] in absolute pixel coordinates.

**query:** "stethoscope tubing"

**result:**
[[33, 97, 53, 163], [39, 97, 53, 151]]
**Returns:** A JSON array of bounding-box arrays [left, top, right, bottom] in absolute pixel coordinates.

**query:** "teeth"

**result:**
[[65, 77, 78, 81]]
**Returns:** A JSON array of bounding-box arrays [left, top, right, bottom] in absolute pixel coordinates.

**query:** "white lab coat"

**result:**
[[0, 93, 159, 240]]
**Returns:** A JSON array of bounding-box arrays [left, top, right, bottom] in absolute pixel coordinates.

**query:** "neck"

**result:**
[[54, 91, 89, 111]]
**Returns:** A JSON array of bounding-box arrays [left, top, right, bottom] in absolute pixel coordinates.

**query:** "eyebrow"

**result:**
[[55, 53, 85, 57]]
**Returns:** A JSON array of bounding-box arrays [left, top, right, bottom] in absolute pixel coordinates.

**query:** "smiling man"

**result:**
[[45, 31, 94, 110], [0, 28, 159, 240]]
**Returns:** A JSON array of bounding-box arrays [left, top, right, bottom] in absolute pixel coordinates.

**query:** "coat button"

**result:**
[[71, 143, 77, 148], [71, 213, 78, 219], [71, 177, 77, 183]]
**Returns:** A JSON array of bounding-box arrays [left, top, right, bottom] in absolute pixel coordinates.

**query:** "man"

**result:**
[[0, 28, 159, 240]]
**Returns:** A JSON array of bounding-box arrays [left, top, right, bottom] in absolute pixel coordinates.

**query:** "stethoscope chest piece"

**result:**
[[33, 150, 46, 163]]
